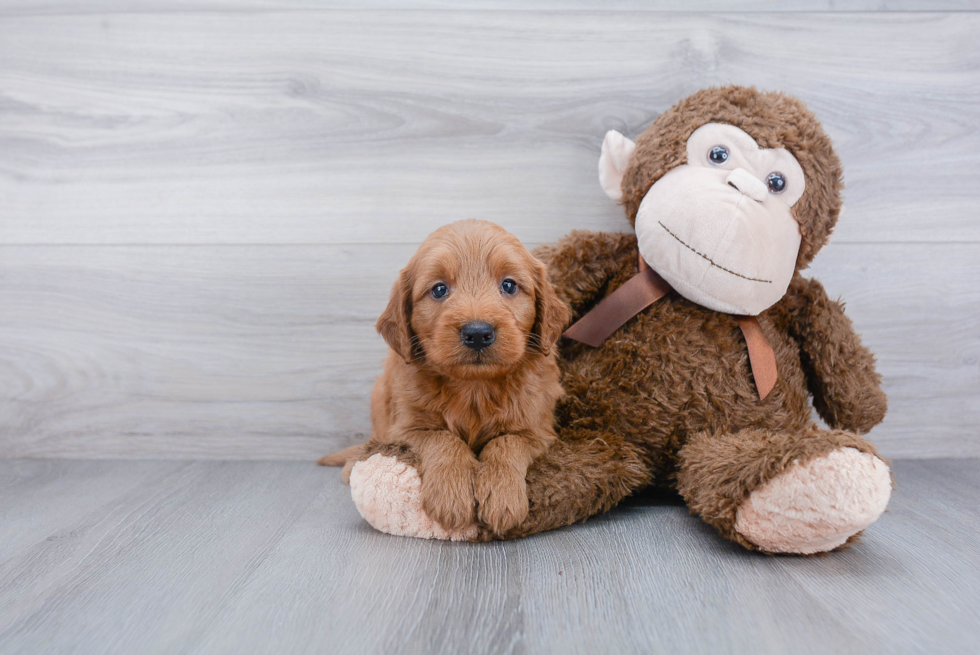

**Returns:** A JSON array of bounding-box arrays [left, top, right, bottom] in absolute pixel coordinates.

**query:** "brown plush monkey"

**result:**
[[342, 86, 892, 554]]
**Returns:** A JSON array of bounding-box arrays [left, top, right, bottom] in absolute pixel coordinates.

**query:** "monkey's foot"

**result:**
[[734, 447, 892, 554], [349, 454, 478, 541]]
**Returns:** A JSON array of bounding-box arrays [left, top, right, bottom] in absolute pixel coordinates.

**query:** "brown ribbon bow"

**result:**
[[562, 257, 778, 400]]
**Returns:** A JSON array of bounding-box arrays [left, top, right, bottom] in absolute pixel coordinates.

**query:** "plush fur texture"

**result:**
[[515, 230, 889, 550], [620, 85, 843, 269], [332, 87, 890, 554], [732, 447, 892, 554], [676, 428, 886, 550], [335, 220, 570, 536]]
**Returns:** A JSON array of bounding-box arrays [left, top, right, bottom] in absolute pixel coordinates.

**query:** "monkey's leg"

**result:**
[[483, 428, 651, 541], [676, 427, 892, 554], [345, 432, 650, 542]]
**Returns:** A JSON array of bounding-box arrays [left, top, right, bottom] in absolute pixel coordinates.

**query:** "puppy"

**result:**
[[320, 220, 570, 534]]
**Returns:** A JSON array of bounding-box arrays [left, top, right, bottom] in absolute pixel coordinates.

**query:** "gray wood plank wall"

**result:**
[[2, 3, 978, 459]]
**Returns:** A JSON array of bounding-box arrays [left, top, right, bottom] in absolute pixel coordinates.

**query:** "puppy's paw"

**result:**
[[475, 464, 529, 535], [420, 464, 477, 532]]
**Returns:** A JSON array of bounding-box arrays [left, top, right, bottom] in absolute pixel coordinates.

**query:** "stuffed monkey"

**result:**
[[339, 86, 892, 554]]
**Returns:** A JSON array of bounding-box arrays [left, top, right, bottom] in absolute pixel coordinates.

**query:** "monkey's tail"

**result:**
[[317, 443, 367, 466]]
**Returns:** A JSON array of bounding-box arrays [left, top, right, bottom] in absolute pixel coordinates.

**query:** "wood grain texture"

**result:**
[[3, 2, 980, 15], [0, 459, 188, 562], [0, 458, 976, 654], [0, 460, 328, 652], [2, 11, 979, 246], [1, 242, 977, 460], [2, 7, 977, 460]]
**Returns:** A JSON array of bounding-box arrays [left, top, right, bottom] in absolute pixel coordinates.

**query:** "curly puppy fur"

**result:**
[[326, 220, 570, 535]]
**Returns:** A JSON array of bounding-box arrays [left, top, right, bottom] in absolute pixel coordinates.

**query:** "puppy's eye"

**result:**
[[766, 172, 787, 194], [431, 283, 449, 299], [708, 145, 730, 165], [500, 279, 518, 295]]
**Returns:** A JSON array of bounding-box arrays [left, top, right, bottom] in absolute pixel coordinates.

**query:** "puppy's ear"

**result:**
[[376, 267, 416, 362], [530, 259, 572, 355]]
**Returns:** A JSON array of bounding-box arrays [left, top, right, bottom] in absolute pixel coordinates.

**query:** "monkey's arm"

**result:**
[[532, 230, 639, 319], [785, 276, 887, 434]]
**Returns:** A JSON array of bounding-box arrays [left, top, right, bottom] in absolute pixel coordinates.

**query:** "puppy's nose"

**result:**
[[460, 321, 496, 351]]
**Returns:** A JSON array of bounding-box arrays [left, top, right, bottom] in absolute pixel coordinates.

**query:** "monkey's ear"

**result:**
[[376, 268, 416, 363], [598, 130, 636, 201]]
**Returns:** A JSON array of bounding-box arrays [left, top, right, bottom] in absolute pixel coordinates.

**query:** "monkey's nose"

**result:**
[[726, 168, 768, 203], [460, 321, 496, 351]]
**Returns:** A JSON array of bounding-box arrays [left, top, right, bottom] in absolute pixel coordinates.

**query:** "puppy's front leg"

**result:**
[[409, 431, 479, 532], [475, 432, 553, 535]]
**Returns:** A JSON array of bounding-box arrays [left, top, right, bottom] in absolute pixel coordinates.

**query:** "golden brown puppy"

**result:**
[[320, 220, 570, 534]]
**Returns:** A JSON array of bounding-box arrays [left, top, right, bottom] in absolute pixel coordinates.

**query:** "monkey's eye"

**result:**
[[500, 278, 518, 296], [766, 172, 787, 194], [431, 283, 449, 299], [708, 145, 730, 165]]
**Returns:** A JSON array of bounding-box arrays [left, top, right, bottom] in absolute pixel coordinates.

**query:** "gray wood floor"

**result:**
[[0, 458, 976, 655]]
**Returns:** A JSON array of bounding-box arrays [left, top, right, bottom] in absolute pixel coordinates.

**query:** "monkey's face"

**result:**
[[637, 123, 806, 315], [603, 123, 807, 316]]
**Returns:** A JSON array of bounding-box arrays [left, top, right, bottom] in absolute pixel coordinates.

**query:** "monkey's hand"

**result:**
[[786, 276, 887, 434]]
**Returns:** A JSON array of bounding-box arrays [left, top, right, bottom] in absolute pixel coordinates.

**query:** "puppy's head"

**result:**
[[377, 220, 569, 378]]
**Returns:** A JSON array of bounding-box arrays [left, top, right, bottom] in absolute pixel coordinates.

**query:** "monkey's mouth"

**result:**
[[658, 221, 772, 284]]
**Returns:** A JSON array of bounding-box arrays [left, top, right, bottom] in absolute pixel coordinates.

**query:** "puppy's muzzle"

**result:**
[[460, 321, 496, 352]]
